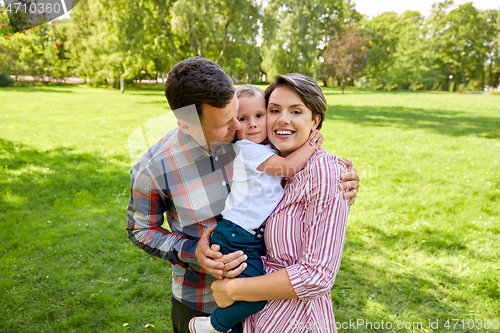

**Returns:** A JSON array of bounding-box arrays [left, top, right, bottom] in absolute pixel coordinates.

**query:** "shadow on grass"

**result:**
[[366, 225, 471, 257], [124, 83, 164, 92], [333, 217, 500, 330], [0, 137, 128, 239], [137, 100, 170, 105], [126, 92, 165, 97], [335, 242, 468, 331], [323, 88, 377, 96], [0, 138, 172, 331], [334, 255, 469, 329], [0, 86, 75, 93], [327, 104, 500, 139]]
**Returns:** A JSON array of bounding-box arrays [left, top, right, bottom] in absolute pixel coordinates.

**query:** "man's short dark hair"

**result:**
[[165, 57, 235, 124]]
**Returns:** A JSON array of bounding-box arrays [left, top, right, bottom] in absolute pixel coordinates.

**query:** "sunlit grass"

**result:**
[[0, 84, 499, 332], [322, 89, 500, 332]]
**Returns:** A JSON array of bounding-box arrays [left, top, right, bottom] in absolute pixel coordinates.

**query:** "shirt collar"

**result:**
[[177, 130, 233, 163]]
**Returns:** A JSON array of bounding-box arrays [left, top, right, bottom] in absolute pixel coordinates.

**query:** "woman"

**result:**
[[211, 73, 350, 332]]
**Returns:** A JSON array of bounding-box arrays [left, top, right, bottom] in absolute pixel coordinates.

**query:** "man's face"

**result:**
[[190, 95, 241, 151]]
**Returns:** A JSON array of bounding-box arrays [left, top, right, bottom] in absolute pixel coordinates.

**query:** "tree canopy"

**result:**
[[1, 0, 499, 90]]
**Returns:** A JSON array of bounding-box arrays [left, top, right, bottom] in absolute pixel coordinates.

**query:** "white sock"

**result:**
[[205, 318, 219, 333], [189, 316, 221, 333]]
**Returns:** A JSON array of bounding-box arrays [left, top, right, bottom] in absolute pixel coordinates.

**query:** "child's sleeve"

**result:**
[[236, 139, 276, 172]]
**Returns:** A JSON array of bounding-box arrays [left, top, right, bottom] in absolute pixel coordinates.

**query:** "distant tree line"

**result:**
[[1, 0, 499, 91]]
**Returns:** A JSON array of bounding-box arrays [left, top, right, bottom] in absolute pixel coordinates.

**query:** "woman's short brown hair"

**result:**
[[264, 74, 327, 130]]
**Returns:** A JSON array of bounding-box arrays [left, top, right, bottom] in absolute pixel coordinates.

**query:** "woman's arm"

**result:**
[[212, 269, 296, 308], [257, 131, 323, 177], [286, 155, 349, 299], [212, 154, 349, 307]]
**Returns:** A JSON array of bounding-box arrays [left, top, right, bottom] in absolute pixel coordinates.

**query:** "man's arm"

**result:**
[[127, 163, 199, 265], [339, 158, 360, 206], [128, 155, 248, 280]]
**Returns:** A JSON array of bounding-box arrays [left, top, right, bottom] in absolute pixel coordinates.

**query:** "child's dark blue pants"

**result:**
[[210, 219, 267, 332]]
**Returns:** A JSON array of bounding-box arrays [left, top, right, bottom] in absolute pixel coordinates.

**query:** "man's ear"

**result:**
[[177, 119, 192, 136]]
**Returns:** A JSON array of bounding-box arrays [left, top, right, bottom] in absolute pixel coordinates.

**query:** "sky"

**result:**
[[353, 0, 500, 18]]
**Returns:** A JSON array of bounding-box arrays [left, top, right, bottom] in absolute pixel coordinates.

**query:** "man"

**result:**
[[127, 57, 359, 333]]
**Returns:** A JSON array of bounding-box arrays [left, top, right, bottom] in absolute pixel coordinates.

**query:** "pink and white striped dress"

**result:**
[[243, 149, 350, 333]]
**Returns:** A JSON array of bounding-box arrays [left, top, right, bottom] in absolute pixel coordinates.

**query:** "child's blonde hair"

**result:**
[[235, 84, 265, 99]]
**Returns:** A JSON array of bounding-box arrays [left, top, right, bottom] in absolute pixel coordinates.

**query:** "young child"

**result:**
[[189, 85, 323, 333]]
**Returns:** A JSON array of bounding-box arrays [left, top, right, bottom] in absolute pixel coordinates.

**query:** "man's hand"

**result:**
[[195, 226, 248, 280], [339, 158, 360, 206]]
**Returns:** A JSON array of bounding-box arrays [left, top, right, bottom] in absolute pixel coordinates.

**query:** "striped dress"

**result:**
[[243, 149, 350, 333]]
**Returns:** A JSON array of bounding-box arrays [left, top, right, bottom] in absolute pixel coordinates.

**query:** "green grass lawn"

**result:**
[[1, 84, 499, 332]]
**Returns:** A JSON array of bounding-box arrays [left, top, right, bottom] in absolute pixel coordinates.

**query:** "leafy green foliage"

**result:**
[[0, 72, 14, 86], [359, 2, 500, 91], [0, 1, 499, 90], [0, 20, 68, 80], [426, 1, 495, 91], [358, 11, 400, 89], [1, 6, 16, 38], [261, 0, 361, 81]]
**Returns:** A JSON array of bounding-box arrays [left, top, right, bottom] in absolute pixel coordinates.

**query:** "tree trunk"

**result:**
[[481, 57, 485, 91], [154, 3, 179, 58], [341, 76, 345, 94], [189, 18, 199, 56], [216, 9, 232, 64], [200, 34, 206, 58], [489, 61, 493, 87]]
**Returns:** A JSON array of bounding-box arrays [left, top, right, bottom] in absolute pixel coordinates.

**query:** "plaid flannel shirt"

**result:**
[[127, 127, 235, 313]]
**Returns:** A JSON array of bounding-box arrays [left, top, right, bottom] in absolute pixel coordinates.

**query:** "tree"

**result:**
[[66, 0, 129, 86], [426, 1, 495, 90], [358, 11, 401, 89], [0, 18, 70, 83], [358, 2, 496, 91], [320, 28, 368, 93], [1, 5, 16, 38], [387, 11, 442, 90], [170, 0, 261, 81], [483, 9, 500, 89], [65, 0, 262, 86], [260, 0, 361, 81]]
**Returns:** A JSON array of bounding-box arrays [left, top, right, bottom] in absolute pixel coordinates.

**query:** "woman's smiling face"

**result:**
[[267, 86, 321, 157]]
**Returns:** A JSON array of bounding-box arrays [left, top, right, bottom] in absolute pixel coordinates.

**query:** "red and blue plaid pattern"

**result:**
[[127, 128, 235, 313]]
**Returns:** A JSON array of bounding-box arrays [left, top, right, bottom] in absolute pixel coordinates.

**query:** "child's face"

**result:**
[[236, 94, 268, 144]]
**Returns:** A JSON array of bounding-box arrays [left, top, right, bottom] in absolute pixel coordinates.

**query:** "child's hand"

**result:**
[[307, 130, 323, 150]]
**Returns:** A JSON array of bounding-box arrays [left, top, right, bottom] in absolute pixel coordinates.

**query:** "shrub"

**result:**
[[0, 72, 14, 87]]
